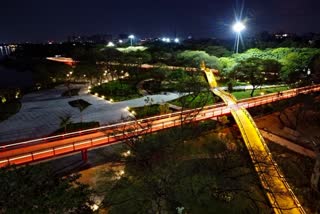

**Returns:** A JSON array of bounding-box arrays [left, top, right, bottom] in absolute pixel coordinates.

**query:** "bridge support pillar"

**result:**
[[81, 149, 88, 162]]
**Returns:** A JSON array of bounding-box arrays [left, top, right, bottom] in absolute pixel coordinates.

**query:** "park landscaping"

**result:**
[[0, 101, 21, 122], [95, 121, 271, 213]]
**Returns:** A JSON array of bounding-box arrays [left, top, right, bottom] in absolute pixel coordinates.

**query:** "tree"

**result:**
[[74, 62, 102, 84], [159, 103, 170, 114], [204, 46, 232, 57], [98, 129, 269, 213], [177, 51, 221, 70], [280, 49, 320, 85], [0, 164, 93, 214], [233, 58, 278, 97], [310, 54, 320, 83], [59, 114, 72, 134]]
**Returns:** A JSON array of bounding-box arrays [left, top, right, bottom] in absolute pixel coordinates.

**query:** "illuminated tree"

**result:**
[[233, 58, 280, 96]]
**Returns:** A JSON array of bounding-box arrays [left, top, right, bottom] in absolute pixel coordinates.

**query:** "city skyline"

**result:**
[[1, 0, 320, 43]]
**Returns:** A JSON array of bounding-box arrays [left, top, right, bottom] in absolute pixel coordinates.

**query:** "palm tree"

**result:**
[[59, 114, 72, 134]]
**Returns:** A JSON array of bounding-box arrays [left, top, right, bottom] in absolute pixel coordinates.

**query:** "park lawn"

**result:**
[[231, 86, 289, 100], [130, 105, 161, 119], [170, 86, 290, 108], [0, 101, 21, 122], [131, 104, 172, 119], [170, 91, 216, 108], [91, 80, 141, 102]]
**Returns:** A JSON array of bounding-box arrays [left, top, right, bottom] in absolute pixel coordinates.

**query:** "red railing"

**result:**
[[1, 84, 320, 167]]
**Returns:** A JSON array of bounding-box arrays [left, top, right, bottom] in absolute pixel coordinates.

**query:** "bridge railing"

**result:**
[[1, 108, 228, 167], [230, 109, 284, 212], [1, 84, 320, 151]]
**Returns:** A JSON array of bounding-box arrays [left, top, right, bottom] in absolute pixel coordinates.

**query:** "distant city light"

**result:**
[[119, 39, 123, 43], [162, 37, 171, 43], [174, 38, 180, 43]]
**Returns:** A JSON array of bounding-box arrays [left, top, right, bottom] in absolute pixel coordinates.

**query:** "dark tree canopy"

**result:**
[[0, 164, 93, 214]]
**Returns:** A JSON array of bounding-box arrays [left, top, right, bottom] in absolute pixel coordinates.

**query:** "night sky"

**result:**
[[1, 0, 320, 42]]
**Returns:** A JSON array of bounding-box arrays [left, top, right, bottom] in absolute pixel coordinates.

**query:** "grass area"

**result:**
[[91, 80, 141, 102], [68, 99, 91, 111], [170, 86, 290, 108], [54, 121, 100, 134], [61, 88, 80, 97], [131, 104, 161, 119], [231, 86, 289, 100], [170, 91, 217, 109], [267, 142, 316, 213], [116, 46, 148, 53], [131, 103, 173, 119], [0, 101, 21, 122]]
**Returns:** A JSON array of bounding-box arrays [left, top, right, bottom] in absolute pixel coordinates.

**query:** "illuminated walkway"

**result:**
[[202, 64, 306, 213]]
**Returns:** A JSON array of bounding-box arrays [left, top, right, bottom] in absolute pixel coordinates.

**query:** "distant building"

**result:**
[[274, 33, 291, 40], [68, 34, 112, 44]]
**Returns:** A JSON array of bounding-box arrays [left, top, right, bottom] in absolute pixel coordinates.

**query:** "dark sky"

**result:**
[[1, 0, 320, 42]]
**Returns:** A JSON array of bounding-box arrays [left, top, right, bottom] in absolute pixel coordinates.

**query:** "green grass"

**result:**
[[131, 105, 161, 119], [91, 80, 141, 102], [231, 86, 289, 100], [170, 86, 290, 108], [0, 101, 21, 122], [170, 91, 217, 109], [131, 104, 172, 119]]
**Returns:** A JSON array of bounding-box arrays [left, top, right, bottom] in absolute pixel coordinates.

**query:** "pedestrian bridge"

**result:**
[[201, 63, 306, 214]]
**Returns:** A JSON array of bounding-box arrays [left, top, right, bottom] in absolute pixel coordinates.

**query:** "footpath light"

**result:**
[[232, 21, 245, 54], [128, 35, 135, 46]]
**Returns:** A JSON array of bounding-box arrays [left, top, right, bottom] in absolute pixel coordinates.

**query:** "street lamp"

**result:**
[[232, 21, 245, 53], [128, 35, 135, 46]]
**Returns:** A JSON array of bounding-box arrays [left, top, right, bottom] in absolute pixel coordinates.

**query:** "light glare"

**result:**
[[233, 22, 245, 33]]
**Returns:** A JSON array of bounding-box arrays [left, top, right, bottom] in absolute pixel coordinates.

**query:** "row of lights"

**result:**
[[106, 35, 181, 47], [161, 37, 180, 43]]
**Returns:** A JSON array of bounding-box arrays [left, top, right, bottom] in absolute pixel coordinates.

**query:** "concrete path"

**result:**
[[260, 129, 316, 159], [0, 84, 183, 143]]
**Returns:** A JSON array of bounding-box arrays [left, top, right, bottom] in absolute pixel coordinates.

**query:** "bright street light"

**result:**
[[232, 21, 245, 54], [128, 35, 135, 46], [174, 38, 180, 43], [232, 22, 245, 33]]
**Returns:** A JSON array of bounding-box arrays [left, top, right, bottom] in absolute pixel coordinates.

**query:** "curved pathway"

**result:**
[[0, 84, 183, 143]]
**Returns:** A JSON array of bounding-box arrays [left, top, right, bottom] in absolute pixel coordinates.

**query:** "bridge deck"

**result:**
[[203, 64, 306, 213]]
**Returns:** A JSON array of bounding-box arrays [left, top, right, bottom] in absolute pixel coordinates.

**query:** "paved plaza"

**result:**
[[0, 84, 182, 143]]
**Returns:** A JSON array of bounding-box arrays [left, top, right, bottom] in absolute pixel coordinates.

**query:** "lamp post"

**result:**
[[232, 22, 245, 53], [128, 35, 135, 46]]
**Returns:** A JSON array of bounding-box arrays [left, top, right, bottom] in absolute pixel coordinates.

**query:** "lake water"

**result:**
[[0, 66, 33, 88]]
